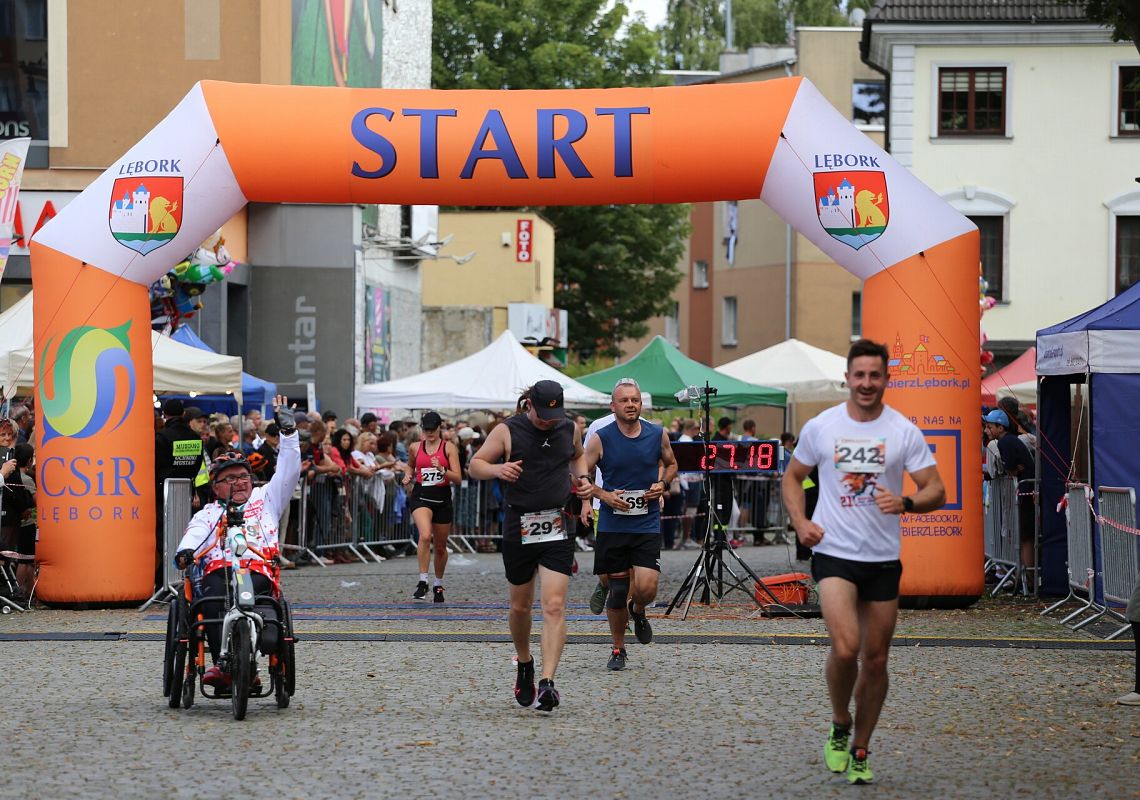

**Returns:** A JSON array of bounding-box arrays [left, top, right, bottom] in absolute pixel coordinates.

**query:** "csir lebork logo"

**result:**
[[813, 156, 889, 251], [38, 321, 136, 444]]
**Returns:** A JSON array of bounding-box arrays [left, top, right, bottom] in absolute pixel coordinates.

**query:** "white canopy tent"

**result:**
[[0, 292, 244, 402], [357, 330, 612, 410], [715, 338, 848, 402]]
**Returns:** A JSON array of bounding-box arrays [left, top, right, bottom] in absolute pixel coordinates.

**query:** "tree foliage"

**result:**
[[660, 0, 849, 70], [1063, 0, 1140, 54], [433, 0, 689, 355]]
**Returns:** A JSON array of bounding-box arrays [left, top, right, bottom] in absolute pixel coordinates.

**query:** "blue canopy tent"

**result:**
[[1036, 280, 1140, 598], [169, 326, 277, 414]]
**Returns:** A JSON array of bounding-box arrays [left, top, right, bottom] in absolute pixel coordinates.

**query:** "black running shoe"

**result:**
[[413, 580, 429, 600], [433, 585, 445, 603], [535, 678, 560, 712], [607, 648, 627, 671], [629, 600, 653, 644], [514, 658, 535, 706]]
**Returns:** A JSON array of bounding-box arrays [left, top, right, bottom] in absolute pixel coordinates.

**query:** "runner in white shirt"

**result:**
[[782, 339, 945, 786]]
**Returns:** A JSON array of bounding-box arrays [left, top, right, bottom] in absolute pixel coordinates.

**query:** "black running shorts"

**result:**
[[408, 495, 453, 525], [501, 537, 575, 585], [593, 531, 661, 575], [810, 552, 902, 602]]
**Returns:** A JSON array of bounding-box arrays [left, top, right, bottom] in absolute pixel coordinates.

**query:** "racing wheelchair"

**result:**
[[163, 505, 297, 720]]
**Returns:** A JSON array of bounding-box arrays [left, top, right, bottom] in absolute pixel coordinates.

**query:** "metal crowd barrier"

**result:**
[[300, 474, 371, 564], [1042, 484, 1101, 625], [985, 476, 1022, 595], [723, 475, 787, 542], [351, 472, 416, 560], [983, 479, 998, 573], [139, 477, 194, 610], [298, 472, 754, 561], [1096, 486, 1138, 640]]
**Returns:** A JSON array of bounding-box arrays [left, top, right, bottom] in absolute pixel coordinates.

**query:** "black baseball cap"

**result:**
[[185, 406, 208, 420], [530, 380, 565, 420], [162, 398, 184, 418], [321, 410, 337, 421], [421, 411, 442, 430]]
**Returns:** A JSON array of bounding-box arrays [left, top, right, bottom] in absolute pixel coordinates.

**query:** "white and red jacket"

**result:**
[[177, 431, 300, 581]]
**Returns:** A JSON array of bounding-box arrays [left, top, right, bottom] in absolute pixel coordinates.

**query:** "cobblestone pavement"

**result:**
[[2, 544, 1137, 799]]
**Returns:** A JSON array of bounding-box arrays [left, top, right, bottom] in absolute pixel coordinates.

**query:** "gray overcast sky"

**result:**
[[624, 0, 667, 28]]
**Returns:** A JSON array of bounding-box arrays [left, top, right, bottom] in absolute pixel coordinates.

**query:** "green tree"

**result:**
[[433, 0, 689, 356], [550, 204, 688, 357], [660, 0, 724, 70], [733, 0, 848, 47], [1061, 0, 1140, 53], [660, 0, 850, 67]]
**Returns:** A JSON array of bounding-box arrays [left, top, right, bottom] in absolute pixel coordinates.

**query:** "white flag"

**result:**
[[0, 137, 30, 283]]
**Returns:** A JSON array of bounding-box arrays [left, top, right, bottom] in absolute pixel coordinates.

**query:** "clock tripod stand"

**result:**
[[663, 385, 797, 619]]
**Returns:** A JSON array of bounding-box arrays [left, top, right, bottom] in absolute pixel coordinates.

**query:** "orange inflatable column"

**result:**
[[32, 243, 157, 604], [862, 231, 983, 604]]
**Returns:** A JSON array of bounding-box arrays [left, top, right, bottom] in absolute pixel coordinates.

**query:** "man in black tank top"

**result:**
[[469, 380, 592, 714]]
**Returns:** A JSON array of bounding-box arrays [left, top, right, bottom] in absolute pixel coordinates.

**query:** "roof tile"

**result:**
[[867, 0, 1089, 24]]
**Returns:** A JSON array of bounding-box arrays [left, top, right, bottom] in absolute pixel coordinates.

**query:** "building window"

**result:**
[[938, 68, 1006, 136], [971, 216, 1005, 301], [851, 291, 862, 339], [722, 296, 737, 346], [400, 205, 413, 239], [0, 1, 47, 141], [664, 302, 680, 346], [1118, 65, 1140, 136], [853, 80, 885, 127], [1116, 216, 1140, 295], [693, 259, 709, 289]]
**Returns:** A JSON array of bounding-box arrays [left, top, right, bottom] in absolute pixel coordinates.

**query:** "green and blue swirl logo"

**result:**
[[38, 321, 136, 444]]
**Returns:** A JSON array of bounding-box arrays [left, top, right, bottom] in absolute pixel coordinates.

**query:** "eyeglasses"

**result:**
[[215, 474, 252, 486]]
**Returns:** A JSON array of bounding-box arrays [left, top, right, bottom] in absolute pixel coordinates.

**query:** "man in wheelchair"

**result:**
[[174, 396, 299, 689]]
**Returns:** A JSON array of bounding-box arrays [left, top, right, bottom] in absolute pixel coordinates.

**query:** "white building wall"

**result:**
[[909, 42, 1139, 341]]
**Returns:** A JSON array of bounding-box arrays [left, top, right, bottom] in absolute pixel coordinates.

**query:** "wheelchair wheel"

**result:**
[[164, 602, 187, 708], [229, 621, 252, 721], [283, 600, 296, 697], [162, 602, 177, 698]]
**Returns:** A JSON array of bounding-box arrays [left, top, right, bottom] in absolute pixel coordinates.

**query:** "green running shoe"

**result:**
[[846, 748, 873, 785], [589, 582, 607, 615], [823, 724, 851, 773]]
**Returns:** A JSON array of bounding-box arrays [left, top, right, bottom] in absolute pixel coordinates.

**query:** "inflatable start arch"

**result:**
[[30, 79, 980, 604]]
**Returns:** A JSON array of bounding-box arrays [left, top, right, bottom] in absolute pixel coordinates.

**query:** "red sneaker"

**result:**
[[202, 664, 231, 688]]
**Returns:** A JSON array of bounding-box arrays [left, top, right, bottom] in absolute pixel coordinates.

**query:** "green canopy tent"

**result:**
[[579, 336, 787, 409]]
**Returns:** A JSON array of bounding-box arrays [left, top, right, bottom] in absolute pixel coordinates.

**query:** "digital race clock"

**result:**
[[670, 440, 783, 474]]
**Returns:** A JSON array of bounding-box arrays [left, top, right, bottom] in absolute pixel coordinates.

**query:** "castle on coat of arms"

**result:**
[[109, 183, 150, 235]]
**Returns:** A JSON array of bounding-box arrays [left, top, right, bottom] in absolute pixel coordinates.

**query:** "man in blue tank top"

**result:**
[[583, 378, 677, 671]]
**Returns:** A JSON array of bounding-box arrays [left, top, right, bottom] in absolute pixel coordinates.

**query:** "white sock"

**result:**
[[420, 573, 429, 583], [433, 577, 443, 588]]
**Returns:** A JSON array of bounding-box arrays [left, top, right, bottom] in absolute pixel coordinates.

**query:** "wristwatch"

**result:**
[[902, 496, 915, 513]]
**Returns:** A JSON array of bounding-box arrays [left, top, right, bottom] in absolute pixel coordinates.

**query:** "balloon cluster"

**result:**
[[979, 269, 996, 372], [149, 232, 237, 331]]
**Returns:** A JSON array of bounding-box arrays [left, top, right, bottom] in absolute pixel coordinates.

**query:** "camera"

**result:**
[[674, 384, 719, 404]]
